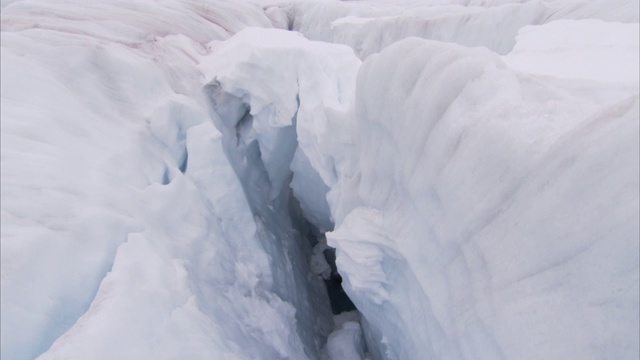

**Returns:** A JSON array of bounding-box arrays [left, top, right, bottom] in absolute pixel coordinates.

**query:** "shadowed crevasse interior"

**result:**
[[204, 81, 359, 358]]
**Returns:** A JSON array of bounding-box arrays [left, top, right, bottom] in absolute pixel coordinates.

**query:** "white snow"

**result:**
[[2, 0, 638, 359], [504, 19, 640, 83], [1, 2, 330, 360], [326, 321, 365, 360], [322, 29, 639, 360], [282, 0, 638, 59], [199, 27, 360, 233]]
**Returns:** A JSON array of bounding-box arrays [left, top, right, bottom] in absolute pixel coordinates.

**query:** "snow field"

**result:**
[[1, 0, 638, 359], [281, 0, 638, 59], [1, 3, 332, 359]]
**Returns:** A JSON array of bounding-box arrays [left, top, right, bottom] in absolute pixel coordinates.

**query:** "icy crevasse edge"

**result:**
[[323, 23, 639, 359]]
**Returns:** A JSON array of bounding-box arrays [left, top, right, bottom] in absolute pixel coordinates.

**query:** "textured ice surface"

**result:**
[[200, 27, 360, 234], [322, 30, 639, 360], [1, 2, 330, 360], [2, 0, 638, 359]]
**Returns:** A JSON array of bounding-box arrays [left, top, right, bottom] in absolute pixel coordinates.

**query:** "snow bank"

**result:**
[[320, 26, 639, 360]]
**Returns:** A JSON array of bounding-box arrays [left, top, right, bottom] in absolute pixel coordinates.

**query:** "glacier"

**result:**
[[1, 0, 638, 359]]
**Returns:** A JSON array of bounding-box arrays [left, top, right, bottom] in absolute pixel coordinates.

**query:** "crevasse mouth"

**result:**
[[205, 83, 365, 359]]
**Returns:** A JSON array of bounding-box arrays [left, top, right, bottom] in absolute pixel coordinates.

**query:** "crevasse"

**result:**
[[203, 73, 365, 360], [1, 1, 638, 360], [199, 27, 372, 359]]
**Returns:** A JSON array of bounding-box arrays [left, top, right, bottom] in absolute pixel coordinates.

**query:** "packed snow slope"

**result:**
[[2, 0, 639, 359]]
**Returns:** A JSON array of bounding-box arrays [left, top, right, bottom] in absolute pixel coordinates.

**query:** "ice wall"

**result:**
[[316, 23, 639, 360], [2, 0, 638, 359], [0, 2, 335, 359], [199, 28, 367, 358], [200, 28, 361, 235], [252, 2, 639, 358], [197, 14, 639, 359]]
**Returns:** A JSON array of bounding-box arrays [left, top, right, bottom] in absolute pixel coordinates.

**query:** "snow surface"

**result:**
[[279, 0, 639, 58], [2, 2, 331, 360], [2, 0, 639, 359], [317, 13, 639, 360]]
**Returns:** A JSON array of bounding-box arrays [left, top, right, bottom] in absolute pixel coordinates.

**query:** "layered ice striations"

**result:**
[[201, 28, 365, 359], [321, 30, 639, 360]]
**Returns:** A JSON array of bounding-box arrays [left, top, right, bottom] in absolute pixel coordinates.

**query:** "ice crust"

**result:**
[[2, 0, 639, 359]]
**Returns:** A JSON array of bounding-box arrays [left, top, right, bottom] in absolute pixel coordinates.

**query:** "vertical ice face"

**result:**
[[321, 28, 639, 360], [0, 3, 338, 360], [200, 27, 363, 359], [200, 28, 361, 235]]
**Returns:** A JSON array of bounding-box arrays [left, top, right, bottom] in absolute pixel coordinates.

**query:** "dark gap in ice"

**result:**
[[288, 195, 357, 315], [178, 149, 188, 173], [235, 108, 253, 146], [161, 168, 171, 185], [322, 248, 357, 315], [205, 82, 360, 356]]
